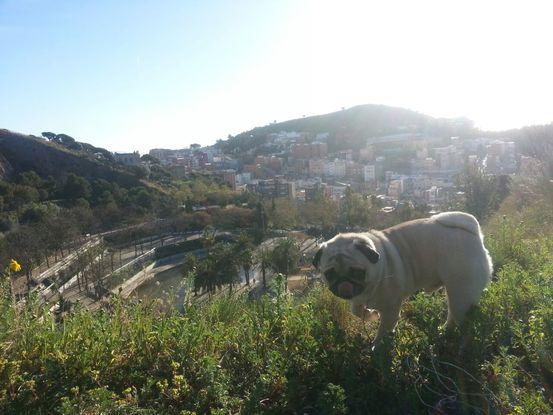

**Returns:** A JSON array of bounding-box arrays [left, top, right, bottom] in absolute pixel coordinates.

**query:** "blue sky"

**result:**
[[1, 0, 553, 153]]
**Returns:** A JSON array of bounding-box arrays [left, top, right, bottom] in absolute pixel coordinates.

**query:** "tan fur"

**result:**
[[316, 212, 493, 345]]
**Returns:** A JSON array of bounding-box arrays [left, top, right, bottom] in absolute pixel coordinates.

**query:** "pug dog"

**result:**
[[313, 212, 493, 345]]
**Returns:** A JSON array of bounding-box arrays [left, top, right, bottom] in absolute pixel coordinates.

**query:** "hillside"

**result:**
[[1, 208, 551, 413], [0, 151, 13, 181], [0, 129, 142, 187], [492, 123, 553, 176], [218, 104, 476, 154], [0, 129, 181, 266]]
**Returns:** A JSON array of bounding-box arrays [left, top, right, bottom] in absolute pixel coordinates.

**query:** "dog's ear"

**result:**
[[312, 247, 323, 269], [354, 240, 380, 264]]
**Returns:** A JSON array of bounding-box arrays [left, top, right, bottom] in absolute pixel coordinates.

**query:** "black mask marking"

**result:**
[[354, 241, 380, 264], [313, 247, 323, 268]]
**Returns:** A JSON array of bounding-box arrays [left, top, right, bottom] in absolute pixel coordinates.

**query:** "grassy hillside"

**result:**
[[1, 211, 552, 414], [0, 129, 182, 273], [0, 130, 141, 186], [498, 123, 553, 177]]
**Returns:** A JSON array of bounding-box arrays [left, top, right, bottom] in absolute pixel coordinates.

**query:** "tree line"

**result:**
[[182, 230, 302, 298]]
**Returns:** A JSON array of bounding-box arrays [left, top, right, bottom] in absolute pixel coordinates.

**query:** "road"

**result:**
[[36, 232, 200, 307], [41, 229, 320, 311]]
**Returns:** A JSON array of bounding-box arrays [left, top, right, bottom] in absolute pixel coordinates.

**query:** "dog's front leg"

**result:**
[[373, 303, 401, 346], [351, 301, 379, 321]]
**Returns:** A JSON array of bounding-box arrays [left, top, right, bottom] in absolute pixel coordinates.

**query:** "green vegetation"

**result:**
[[1, 203, 552, 414], [457, 167, 511, 221], [0, 131, 254, 294], [2, 125, 553, 413]]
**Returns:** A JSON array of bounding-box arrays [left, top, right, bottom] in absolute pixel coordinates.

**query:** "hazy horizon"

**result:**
[[2, 0, 552, 153]]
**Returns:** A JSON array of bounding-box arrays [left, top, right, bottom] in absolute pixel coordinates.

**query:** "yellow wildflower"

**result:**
[[9, 259, 21, 273]]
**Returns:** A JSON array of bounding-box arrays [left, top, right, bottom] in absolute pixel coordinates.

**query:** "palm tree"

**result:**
[[198, 242, 241, 295], [242, 249, 253, 285], [219, 243, 241, 293], [199, 256, 217, 296], [201, 226, 217, 250], [256, 246, 272, 289], [234, 233, 254, 285]]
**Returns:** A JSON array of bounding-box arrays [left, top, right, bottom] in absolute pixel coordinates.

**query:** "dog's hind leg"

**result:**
[[444, 275, 485, 328]]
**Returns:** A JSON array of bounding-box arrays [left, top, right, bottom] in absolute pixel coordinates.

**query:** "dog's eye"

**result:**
[[324, 269, 338, 281], [349, 268, 365, 280]]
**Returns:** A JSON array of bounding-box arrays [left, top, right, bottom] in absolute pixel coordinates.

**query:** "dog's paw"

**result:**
[[364, 308, 380, 322]]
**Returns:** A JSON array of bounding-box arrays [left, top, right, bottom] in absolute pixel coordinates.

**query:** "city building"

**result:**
[[291, 142, 328, 159], [250, 179, 296, 200], [308, 159, 325, 176], [328, 185, 347, 201], [304, 182, 332, 201], [236, 172, 252, 185], [335, 160, 346, 177], [424, 185, 444, 204], [345, 161, 362, 178], [363, 165, 376, 182]]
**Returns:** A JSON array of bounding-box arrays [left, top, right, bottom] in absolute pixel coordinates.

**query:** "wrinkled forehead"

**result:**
[[320, 239, 368, 272]]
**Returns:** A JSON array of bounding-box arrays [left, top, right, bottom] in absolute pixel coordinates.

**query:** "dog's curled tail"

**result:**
[[432, 211, 482, 237]]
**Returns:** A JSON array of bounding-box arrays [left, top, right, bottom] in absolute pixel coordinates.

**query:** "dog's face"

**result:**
[[313, 234, 380, 300]]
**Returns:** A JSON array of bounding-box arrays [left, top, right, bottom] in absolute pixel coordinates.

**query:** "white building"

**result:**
[[334, 160, 346, 177], [424, 186, 444, 204], [363, 165, 376, 182], [236, 172, 252, 185], [324, 159, 346, 177]]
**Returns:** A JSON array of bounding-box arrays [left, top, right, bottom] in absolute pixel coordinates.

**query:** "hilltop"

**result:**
[[0, 129, 142, 187], [218, 104, 476, 155]]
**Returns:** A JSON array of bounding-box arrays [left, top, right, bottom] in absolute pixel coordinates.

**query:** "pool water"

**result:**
[[133, 266, 188, 309]]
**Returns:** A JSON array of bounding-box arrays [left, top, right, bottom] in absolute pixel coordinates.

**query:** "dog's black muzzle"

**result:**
[[324, 267, 366, 299]]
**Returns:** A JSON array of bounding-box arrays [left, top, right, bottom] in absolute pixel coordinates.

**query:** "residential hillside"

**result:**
[[218, 104, 476, 155]]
